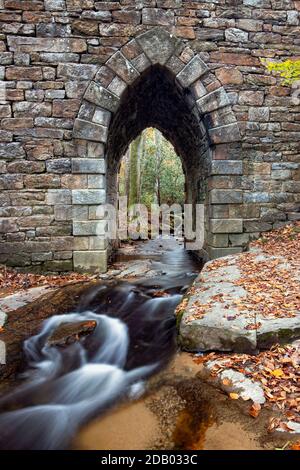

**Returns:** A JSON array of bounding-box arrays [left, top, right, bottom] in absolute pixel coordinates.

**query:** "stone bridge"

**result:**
[[0, 0, 299, 272]]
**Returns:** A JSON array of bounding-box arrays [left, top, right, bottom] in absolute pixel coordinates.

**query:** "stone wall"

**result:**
[[0, 0, 299, 272]]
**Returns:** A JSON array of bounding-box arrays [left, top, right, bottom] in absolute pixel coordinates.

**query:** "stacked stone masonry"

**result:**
[[0, 0, 299, 272]]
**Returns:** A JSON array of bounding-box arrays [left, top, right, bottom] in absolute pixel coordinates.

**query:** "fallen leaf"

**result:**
[[229, 392, 239, 400], [271, 369, 284, 378], [249, 402, 261, 418]]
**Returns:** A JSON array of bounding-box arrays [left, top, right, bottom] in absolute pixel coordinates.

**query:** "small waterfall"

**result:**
[[0, 313, 155, 450]]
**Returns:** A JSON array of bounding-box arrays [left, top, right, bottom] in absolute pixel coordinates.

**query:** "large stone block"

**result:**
[[72, 189, 106, 205], [176, 55, 208, 88], [7, 36, 87, 53], [73, 250, 107, 273], [142, 8, 175, 26], [72, 158, 105, 174], [208, 246, 243, 259], [209, 123, 241, 144], [211, 160, 243, 175], [57, 64, 98, 80], [210, 189, 243, 204], [73, 220, 107, 236], [210, 219, 243, 234], [106, 51, 139, 85], [197, 88, 230, 114], [136, 27, 181, 65], [243, 220, 272, 233], [73, 119, 108, 143], [84, 82, 120, 112], [46, 189, 72, 205]]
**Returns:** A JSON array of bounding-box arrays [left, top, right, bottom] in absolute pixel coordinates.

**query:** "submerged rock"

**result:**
[[47, 320, 97, 347]]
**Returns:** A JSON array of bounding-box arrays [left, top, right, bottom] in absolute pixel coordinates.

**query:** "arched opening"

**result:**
[[118, 128, 185, 209], [72, 28, 243, 273], [106, 65, 210, 213]]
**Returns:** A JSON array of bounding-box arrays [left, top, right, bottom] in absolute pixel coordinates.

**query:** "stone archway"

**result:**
[[71, 28, 242, 272]]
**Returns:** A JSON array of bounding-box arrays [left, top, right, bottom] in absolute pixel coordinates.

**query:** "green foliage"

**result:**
[[118, 128, 185, 208], [264, 59, 300, 85]]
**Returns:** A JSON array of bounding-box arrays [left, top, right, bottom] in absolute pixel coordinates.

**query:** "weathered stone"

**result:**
[[225, 28, 248, 43], [57, 63, 97, 81], [72, 189, 106, 205], [211, 160, 243, 175], [107, 51, 140, 85], [7, 161, 44, 173], [73, 119, 108, 143], [209, 123, 241, 144], [53, 99, 80, 118], [87, 175, 105, 189], [6, 66, 43, 81], [229, 232, 250, 247], [176, 55, 208, 88], [210, 219, 243, 234], [4, 1, 44, 10], [0, 218, 18, 233], [72, 158, 105, 174], [210, 189, 243, 204], [244, 192, 270, 203], [243, 220, 272, 232], [84, 81, 120, 112], [46, 159, 71, 174], [0, 142, 25, 159], [7, 37, 87, 53], [197, 88, 230, 113], [136, 27, 181, 65], [215, 67, 243, 85], [239, 91, 264, 106], [107, 76, 127, 98], [73, 220, 107, 236], [37, 23, 71, 38], [46, 190, 71, 205], [248, 106, 270, 122], [143, 8, 174, 26], [73, 250, 107, 273], [44, 260, 73, 272]]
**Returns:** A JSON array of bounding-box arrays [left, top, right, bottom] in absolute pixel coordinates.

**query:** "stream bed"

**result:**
[[0, 238, 281, 450]]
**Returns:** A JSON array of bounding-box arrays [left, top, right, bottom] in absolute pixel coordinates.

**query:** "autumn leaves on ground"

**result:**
[[190, 222, 300, 450], [0, 223, 299, 450]]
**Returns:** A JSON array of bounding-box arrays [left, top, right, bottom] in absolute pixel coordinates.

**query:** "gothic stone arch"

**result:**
[[71, 28, 242, 273]]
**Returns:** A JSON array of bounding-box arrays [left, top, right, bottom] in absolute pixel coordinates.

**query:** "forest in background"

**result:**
[[118, 128, 185, 208]]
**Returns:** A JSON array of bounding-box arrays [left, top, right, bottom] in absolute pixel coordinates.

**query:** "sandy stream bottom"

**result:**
[[74, 353, 265, 451]]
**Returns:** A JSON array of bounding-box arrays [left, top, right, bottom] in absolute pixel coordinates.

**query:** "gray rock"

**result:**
[[225, 28, 249, 43], [137, 27, 181, 65], [198, 87, 230, 113], [202, 361, 265, 404], [210, 189, 243, 204], [176, 55, 208, 88], [84, 82, 120, 112], [57, 63, 97, 81], [73, 119, 108, 143], [72, 158, 105, 174], [106, 51, 139, 85], [72, 189, 106, 205], [210, 219, 243, 233]]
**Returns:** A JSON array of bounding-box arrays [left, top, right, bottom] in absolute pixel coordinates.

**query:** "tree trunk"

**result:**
[[129, 134, 142, 206]]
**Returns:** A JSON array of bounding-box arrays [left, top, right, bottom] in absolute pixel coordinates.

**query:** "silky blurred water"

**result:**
[[0, 238, 201, 450]]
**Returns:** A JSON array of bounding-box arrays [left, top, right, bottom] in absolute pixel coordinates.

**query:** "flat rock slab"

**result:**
[[179, 250, 300, 353], [0, 286, 55, 328], [200, 359, 265, 405]]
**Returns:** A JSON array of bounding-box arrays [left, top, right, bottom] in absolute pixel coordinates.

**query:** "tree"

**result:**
[[118, 128, 185, 209]]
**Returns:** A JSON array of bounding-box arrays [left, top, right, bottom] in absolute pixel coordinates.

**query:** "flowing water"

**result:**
[[0, 237, 201, 450]]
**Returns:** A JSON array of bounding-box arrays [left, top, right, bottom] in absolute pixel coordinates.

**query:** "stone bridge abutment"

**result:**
[[0, 1, 299, 272]]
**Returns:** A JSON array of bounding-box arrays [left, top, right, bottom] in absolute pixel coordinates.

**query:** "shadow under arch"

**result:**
[[106, 64, 210, 214], [72, 27, 242, 272]]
